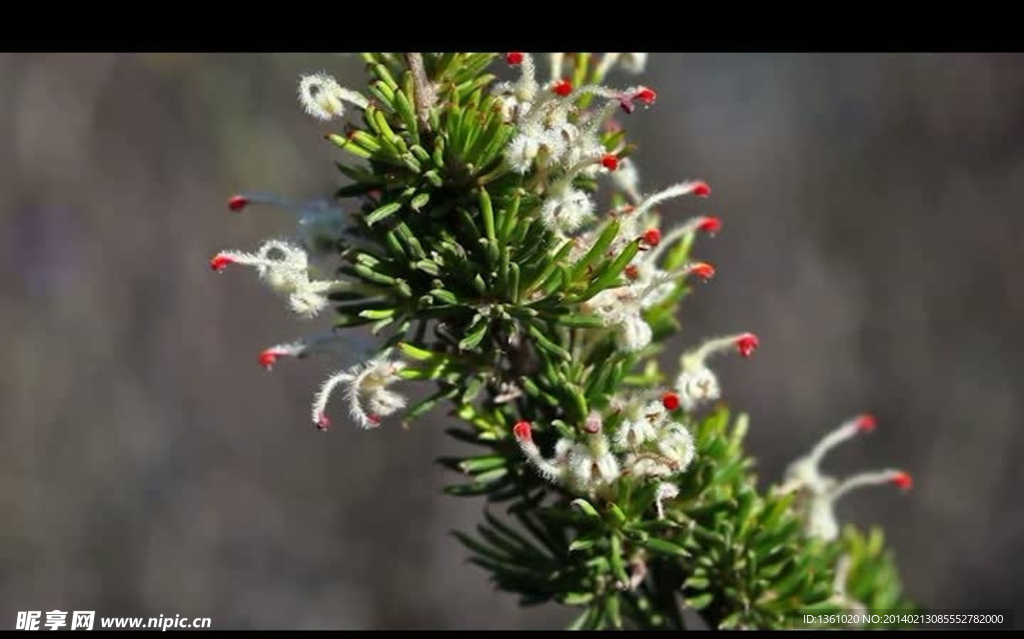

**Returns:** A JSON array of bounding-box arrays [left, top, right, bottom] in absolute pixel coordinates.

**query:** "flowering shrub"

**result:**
[[211, 53, 918, 629]]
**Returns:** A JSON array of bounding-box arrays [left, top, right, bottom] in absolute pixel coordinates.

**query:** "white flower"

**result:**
[[540, 181, 594, 233], [614, 400, 664, 449], [581, 286, 651, 353], [227, 193, 350, 255], [674, 333, 759, 411], [504, 122, 557, 174], [779, 414, 912, 541], [258, 330, 341, 370], [209, 240, 346, 318], [566, 434, 621, 490], [616, 311, 653, 353], [656, 422, 696, 474], [513, 421, 621, 493], [674, 365, 721, 411], [298, 73, 369, 121], [632, 181, 711, 221], [802, 469, 911, 542], [311, 354, 407, 431], [783, 414, 877, 493], [654, 482, 679, 519]]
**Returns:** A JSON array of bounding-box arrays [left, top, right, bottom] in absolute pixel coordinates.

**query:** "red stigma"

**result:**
[[316, 413, 331, 431], [258, 350, 278, 370], [513, 421, 533, 442], [209, 254, 234, 272], [698, 216, 722, 233], [624, 264, 639, 280], [601, 153, 619, 171], [662, 392, 680, 411], [857, 414, 877, 432], [228, 195, 248, 212], [690, 262, 716, 281], [692, 181, 711, 198], [506, 52, 524, 65], [735, 333, 760, 358], [634, 87, 657, 105], [553, 80, 573, 97], [892, 471, 913, 491], [643, 228, 662, 246]]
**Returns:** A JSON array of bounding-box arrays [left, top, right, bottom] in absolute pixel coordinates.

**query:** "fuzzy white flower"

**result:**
[[298, 73, 369, 121], [540, 181, 595, 233], [311, 354, 407, 431], [566, 434, 621, 490], [654, 482, 679, 519], [209, 240, 346, 318], [779, 414, 912, 541], [632, 181, 712, 221], [227, 193, 350, 255], [257, 330, 342, 370], [674, 365, 721, 412], [803, 469, 911, 542], [673, 332, 759, 411], [783, 414, 877, 493], [512, 421, 570, 485], [613, 400, 664, 449], [656, 422, 696, 474]]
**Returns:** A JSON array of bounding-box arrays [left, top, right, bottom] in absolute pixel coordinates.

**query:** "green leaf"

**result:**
[[568, 538, 596, 553], [479, 186, 496, 242], [640, 537, 691, 558], [684, 592, 714, 611], [365, 201, 403, 226], [571, 498, 601, 520], [571, 219, 620, 280], [459, 319, 489, 351]]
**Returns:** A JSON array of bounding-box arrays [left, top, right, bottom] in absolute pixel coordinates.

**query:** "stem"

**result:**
[[405, 53, 436, 132]]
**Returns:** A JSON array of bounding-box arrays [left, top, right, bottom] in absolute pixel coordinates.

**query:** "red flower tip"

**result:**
[[209, 254, 234, 272], [662, 392, 681, 411], [892, 471, 913, 491], [228, 195, 248, 212], [690, 262, 716, 281], [735, 333, 760, 358], [643, 228, 662, 246], [513, 421, 533, 442], [634, 87, 657, 105], [698, 216, 722, 234], [624, 264, 639, 280], [258, 350, 278, 370], [692, 181, 711, 198], [315, 413, 331, 431], [601, 153, 619, 171], [506, 52, 524, 65], [856, 414, 877, 432], [552, 79, 573, 97]]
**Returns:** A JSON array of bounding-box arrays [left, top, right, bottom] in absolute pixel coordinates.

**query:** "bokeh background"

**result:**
[[1, 53, 1021, 629]]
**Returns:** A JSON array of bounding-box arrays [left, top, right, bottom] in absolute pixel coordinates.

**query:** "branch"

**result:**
[[405, 53, 436, 132]]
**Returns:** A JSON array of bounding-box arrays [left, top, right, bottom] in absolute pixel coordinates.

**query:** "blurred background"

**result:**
[[1, 53, 1021, 629]]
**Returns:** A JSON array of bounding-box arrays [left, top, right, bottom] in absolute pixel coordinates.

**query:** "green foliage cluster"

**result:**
[[217, 52, 917, 629]]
